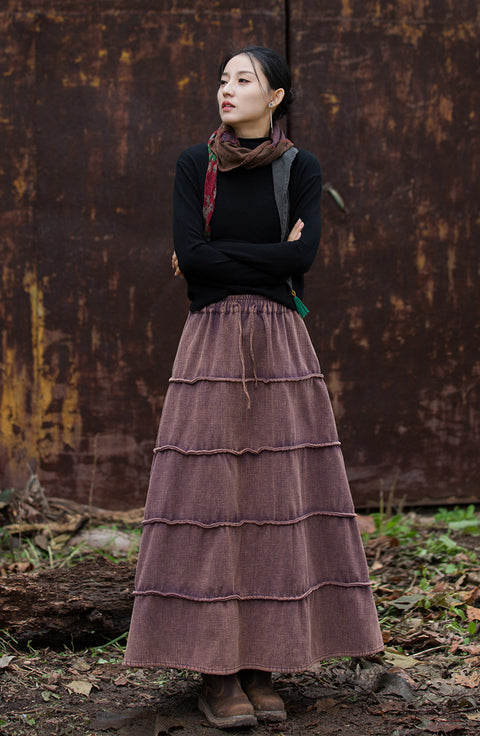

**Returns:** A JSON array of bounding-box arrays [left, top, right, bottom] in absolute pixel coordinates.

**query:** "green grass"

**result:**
[[362, 505, 479, 649], [0, 524, 141, 571]]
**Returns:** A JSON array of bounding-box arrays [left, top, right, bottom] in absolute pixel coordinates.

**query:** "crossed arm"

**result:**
[[171, 148, 321, 285], [172, 218, 304, 276]]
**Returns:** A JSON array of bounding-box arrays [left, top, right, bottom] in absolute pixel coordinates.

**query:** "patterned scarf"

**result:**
[[203, 123, 294, 238]]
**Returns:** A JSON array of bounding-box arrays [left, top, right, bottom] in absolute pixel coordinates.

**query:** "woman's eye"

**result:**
[[238, 78, 249, 83], [219, 80, 227, 86]]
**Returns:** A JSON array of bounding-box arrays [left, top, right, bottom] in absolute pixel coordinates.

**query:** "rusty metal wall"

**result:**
[[289, 0, 480, 506], [0, 0, 286, 508], [1, 0, 479, 508]]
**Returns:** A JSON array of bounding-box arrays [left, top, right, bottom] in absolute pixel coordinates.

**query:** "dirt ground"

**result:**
[[1, 497, 479, 735], [1, 645, 479, 735]]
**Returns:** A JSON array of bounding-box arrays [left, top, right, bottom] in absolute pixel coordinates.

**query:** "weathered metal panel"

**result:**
[[0, 1, 286, 507], [1, 0, 479, 509], [0, 14, 37, 488], [289, 0, 480, 506]]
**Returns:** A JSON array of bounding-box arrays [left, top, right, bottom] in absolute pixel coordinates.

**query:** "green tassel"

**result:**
[[292, 291, 309, 318]]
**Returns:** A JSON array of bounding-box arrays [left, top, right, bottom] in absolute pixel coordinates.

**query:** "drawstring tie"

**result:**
[[249, 305, 258, 389], [235, 302, 257, 410]]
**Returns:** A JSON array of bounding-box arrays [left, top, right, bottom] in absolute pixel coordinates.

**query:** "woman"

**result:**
[[124, 46, 383, 729]]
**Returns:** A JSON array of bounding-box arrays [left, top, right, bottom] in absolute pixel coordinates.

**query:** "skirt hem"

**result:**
[[123, 644, 385, 674]]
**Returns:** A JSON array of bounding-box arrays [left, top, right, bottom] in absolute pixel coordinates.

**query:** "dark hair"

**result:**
[[219, 46, 295, 121]]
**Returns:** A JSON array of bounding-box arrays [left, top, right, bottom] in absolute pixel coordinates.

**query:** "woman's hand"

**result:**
[[287, 218, 304, 241], [171, 251, 183, 277]]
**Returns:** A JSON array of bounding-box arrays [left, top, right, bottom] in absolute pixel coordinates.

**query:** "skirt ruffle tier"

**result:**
[[124, 295, 383, 673]]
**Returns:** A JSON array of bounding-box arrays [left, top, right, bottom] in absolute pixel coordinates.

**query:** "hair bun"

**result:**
[[285, 88, 296, 107]]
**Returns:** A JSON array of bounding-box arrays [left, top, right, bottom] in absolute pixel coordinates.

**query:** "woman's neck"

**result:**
[[232, 119, 270, 139]]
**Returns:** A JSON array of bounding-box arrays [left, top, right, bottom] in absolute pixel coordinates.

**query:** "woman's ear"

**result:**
[[270, 87, 285, 109]]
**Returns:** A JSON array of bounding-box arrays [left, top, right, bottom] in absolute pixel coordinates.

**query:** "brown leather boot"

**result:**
[[239, 669, 287, 722], [198, 673, 257, 729]]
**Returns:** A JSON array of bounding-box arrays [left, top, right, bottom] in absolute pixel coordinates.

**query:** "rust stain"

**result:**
[[175, 23, 194, 47], [1, 0, 478, 508], [439, 95, 453, 123], [12, 152, 31, 201], [347, 306, 369, 350], [291, 0, 479, 505], [62, 71, 102, 88], [397, 21, 423, 46], [323, 92, 340, 120], [447, 244, 456, 297], [416, 245, 427, 273], [326, 361, 346, 421], [16, 270, 82, 468], [177, 76, 191, 91], [0, 342, 28, 461]]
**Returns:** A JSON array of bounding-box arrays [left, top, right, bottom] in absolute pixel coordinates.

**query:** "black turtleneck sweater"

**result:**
[[173, 137, 322, 311]]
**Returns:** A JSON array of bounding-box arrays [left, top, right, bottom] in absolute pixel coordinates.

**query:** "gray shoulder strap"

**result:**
[[272, 147, 299, 241]]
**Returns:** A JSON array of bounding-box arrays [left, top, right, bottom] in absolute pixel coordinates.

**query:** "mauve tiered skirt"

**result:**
[[124, 295, 383, 673]]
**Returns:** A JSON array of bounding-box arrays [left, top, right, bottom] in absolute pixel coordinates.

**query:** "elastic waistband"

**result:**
[[201, 295, 292, 315]]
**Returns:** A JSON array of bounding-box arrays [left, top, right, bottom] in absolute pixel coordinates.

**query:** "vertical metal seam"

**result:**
[[285, 0, 291, 69], [284, 0, 293, 139], [32, 13, 40, 462]]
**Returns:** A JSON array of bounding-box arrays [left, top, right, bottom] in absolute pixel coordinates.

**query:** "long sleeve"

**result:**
[[171, 142, 322, 311], [174, 148, 281, 287], [210, 151, 322, 278]]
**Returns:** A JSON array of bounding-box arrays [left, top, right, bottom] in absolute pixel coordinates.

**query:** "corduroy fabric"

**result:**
[[124, 295, 383, 672]]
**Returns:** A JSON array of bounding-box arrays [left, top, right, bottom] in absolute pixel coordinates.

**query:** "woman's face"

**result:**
[[217, 53, 279, 138]]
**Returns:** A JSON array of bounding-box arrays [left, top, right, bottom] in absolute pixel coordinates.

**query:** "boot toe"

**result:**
[[198, 674, 257, 729], [239, 670, 287, 723]]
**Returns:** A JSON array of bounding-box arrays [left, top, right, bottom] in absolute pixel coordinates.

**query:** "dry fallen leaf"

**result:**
[[466, 605, 480, 622], [449, 639, 461, 654], [48, 671, 62, 685], [461, 587, 480, 604], [383, 649, 419, 669], [452, 670, 480, 689], [463, 643, 480, 655], [70, 657, 91, 672], [0, 655, 14, 670], [66, 679, 93, 696], [3, 561, 33, 574]]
